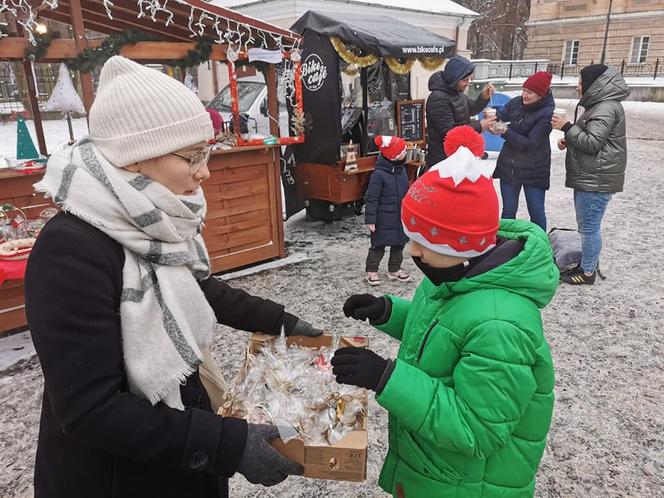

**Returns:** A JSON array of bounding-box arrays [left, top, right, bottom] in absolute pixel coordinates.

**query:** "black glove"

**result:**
[[290, 318, 323, 337], [331, 347, 393, 392], [237, 424, 304, 486], [343, 294, 387, 322], [280, 313, 323, 337]]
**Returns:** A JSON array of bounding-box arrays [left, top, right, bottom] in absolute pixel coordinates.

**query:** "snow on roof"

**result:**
[[209, 0, 478, 17]]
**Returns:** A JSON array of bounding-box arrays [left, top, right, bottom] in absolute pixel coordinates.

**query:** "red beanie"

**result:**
[[523, 71, 552, 97], [375, 135, 407, 161], [401, 138, 499, 257], [206, 108, 224, 136]]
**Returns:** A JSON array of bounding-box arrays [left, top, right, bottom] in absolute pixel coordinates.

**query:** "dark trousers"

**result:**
[[365, 245, 404, 273], [500, 179, 547, 231]]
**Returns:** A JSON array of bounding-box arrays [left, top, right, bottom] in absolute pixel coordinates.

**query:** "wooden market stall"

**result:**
[[289, 12, 455, 221], [0, 0, 304, 333]]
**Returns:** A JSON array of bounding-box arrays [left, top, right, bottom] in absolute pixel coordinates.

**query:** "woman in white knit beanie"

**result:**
[[25, 55, 317, 498]]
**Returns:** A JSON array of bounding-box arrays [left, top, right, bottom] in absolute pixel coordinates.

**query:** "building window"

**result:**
[[630, 36, 650, 64], [564, 40, 580, 65]]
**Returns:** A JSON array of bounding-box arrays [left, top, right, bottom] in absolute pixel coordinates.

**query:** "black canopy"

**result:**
[[291, 10, 455, 59]]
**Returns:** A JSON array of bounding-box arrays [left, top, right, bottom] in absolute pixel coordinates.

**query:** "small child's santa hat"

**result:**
[[374, 135, 407, 161], [401, 126, 499, 257]]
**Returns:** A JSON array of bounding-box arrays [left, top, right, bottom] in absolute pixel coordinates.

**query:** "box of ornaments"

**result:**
[[219, 332, 368, 481]]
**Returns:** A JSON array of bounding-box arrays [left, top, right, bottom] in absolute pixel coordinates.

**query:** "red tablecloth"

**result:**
[[0, 259, 28, 286]]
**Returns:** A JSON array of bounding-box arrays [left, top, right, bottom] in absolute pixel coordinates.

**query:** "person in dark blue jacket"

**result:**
[[492, 71, 555, 230], [364, 136, 411, 286]]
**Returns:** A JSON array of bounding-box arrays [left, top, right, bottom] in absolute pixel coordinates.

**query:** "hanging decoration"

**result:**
[[418, 56, 445, 71], [8, 0, 301, 56], [225, 52, 305, 147], [24, 32, 54, 61], [5, 0, 306, 150], [330, 36, 378, 68], [340, 61, 359, 77], [42, 63, 86, 144], [385, 57, 415, 75], [0, 0, 45, 45]]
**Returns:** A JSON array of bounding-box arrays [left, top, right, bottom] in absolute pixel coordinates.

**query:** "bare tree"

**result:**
[[458, 0, 531, 60]]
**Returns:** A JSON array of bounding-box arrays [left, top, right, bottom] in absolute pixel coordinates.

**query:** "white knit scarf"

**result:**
[[35, 138, 225, 410]]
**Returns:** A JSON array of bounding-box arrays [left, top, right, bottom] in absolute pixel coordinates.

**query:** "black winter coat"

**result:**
[[25, 212, 292, 498], [364, 155, 409, 247], [493, 91, 555, 189], [425, 68, 489, 167]]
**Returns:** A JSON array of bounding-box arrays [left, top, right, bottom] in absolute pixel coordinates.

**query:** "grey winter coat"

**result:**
[[564, 67, 629, 193]]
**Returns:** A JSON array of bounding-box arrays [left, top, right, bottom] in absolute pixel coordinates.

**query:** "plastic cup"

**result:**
[[553, 108, 567, 119], [485, 108, 497, 119]]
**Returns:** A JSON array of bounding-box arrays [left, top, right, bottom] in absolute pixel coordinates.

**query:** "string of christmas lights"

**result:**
[[2, 0, 297, 53]]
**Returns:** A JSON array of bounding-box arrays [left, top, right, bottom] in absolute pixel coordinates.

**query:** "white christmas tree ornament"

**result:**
[[42, 63, 86, 144]]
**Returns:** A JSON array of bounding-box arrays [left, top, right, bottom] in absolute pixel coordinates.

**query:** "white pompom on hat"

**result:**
[[89, 56, 214, 167], [374, 135, 407, 161]]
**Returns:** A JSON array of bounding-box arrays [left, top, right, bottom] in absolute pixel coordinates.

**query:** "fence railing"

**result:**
[[547, 59, 661, 80], [471, 58, 662, 82], [1, 62, 63, 118], [473, 59, 551, 81]]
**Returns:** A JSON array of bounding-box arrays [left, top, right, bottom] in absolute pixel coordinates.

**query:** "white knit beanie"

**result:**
[[89, 56, 213, 167]]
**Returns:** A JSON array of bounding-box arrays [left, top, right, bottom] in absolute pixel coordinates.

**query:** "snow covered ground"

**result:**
[[1, 105, 664, 498]]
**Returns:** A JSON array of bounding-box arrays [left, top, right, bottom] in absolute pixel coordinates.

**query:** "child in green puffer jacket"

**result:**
[[332, 126, 558, 498]]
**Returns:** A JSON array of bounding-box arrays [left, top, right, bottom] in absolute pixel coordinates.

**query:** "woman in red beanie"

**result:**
[[491, 71, 555, 231]]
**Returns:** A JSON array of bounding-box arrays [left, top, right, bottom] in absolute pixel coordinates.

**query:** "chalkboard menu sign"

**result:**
[[396, 99, 425, 144]]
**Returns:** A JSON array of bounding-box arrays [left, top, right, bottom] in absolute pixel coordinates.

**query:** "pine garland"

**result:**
[[66, 29, 161, 72], [173, 37, 214, 69], [22, 28, 215, 72]]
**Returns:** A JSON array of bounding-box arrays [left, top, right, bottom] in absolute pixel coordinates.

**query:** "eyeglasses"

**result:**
[[170, 144, 213, 175]]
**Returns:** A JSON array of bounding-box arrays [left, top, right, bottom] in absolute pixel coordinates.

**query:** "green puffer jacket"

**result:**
[[565, 67, 629, 193], [374, 220, 558, 498]]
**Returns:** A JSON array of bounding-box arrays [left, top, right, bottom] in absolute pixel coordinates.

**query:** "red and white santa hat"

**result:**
[[401, 126, 499, 258], [374, 135, 407, 161]]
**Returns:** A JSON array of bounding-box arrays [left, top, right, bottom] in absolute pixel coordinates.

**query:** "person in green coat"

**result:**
[[332, 126, 558, 498]]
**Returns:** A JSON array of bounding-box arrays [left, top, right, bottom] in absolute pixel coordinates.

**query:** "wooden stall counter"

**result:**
[[297, 156, 423, 205], [0, 167, 54, 334], [203, 145, 285, 274]]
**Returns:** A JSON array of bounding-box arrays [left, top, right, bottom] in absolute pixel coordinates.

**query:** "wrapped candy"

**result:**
[[222, 331, 366, 446]]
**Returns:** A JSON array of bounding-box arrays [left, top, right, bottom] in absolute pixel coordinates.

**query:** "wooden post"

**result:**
[[211, 60, 220, 95], [20, 60, 48, 156], [265, 64, 279, 137], [69, 0, 95, 113], [15, 25, 47, 156]]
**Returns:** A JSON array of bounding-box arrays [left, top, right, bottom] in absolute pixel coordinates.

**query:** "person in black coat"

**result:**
[[364, 136, 411, 286], [492, 71, 555, 231], [425, 55, 496, 168], [24, 56, 317, 498]]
